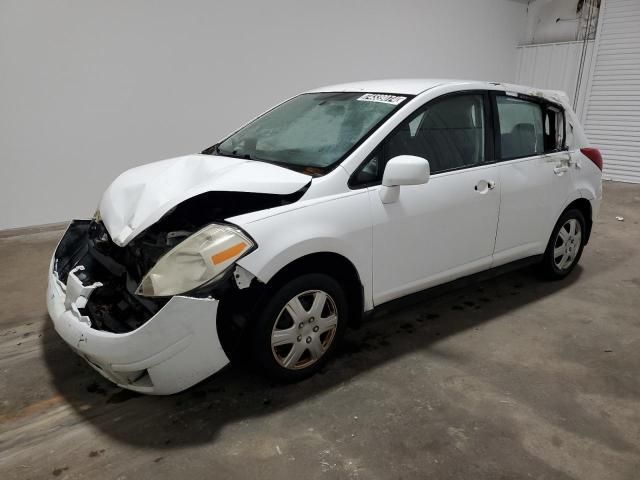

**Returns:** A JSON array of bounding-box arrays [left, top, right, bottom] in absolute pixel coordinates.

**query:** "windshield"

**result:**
[[211, 92, 410, 174]]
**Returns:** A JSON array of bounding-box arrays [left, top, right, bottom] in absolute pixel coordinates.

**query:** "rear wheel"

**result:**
[[540, 208, 586, 279], [251, 273, 347, 382]]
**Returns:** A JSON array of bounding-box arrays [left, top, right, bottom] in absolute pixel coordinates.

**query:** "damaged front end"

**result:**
[[53, 219, 169, 332], [47, 187, 305, 394], [54, 188, 306, 333]]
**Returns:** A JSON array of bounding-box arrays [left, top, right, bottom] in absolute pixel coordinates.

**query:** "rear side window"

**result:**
[[496, 96, 544, 159], [543, 106, 565, 152]]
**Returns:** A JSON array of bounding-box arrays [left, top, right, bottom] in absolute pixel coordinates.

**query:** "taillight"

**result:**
[[581, 147, 603, 171]]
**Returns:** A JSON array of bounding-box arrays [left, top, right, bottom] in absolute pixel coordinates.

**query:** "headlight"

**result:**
[[135, 223, 255, 297]]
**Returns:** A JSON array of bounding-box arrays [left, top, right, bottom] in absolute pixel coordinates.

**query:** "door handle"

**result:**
[[554, 165, 569, 175], [474, 180, 496, 193], [545, 152, 571, 163]]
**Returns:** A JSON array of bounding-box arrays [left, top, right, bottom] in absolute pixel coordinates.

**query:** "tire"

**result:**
[[540, 208, 586, 280], [251, 273, 348, 382]]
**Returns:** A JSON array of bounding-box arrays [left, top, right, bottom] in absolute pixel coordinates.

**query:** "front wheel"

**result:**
[[540, 208, 586, 280], [251, 273, 348, 382]]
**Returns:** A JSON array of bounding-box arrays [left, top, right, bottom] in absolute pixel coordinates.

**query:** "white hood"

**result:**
[[99, 154, 311, 246]]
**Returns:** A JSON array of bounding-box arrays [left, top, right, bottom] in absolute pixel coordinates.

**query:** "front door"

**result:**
[[350, 92, 501, 305], [369, 164, 501, 305]]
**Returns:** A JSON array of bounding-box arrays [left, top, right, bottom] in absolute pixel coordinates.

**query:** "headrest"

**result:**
[[421, 97, 478, 129]]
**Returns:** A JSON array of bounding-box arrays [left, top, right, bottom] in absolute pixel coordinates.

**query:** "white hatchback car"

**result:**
[[47, 79, 603, 394]]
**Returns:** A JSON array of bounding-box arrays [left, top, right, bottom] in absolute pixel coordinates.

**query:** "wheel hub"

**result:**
[[297, 317, 321, 341]]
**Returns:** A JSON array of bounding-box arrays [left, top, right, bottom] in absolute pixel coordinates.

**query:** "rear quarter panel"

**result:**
[[563, 99, 603, 219]]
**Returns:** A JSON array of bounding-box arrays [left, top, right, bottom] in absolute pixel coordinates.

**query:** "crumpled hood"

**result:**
[[99, 154, 311, 246]]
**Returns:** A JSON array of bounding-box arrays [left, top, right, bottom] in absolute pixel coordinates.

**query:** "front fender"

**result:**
[[234, 190, 374, 311]]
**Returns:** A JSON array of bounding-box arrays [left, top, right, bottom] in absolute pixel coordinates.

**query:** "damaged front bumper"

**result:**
[[46, 223, 231, 395]]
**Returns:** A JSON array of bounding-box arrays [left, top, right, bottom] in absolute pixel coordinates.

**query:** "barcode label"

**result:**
[[357, 93, 406, 105]]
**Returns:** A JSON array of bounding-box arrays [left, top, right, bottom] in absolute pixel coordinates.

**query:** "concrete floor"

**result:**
[[1, 181, 639, 480]]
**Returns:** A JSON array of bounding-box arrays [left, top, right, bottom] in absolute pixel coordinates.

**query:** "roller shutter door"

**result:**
[[584, 0, 640, 183]]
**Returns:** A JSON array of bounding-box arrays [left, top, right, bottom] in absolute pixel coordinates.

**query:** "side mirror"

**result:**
[[379, 155, 430, 204]]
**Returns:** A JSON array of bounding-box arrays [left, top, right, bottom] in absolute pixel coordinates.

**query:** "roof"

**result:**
[[306, 79, 450, 95], [306, 79, 570, 105]]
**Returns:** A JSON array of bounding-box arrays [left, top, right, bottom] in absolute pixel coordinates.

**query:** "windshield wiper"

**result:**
[[202, 143, 225, 155], [202, 144, 252, 160], [201, 146, 316, 175], [221, 149, 253, 160]]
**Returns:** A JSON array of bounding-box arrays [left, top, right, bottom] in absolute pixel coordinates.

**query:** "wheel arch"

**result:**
[[216, 250, 365, 365], [264, 252, 365, 327], [562, 197, 593, 244]]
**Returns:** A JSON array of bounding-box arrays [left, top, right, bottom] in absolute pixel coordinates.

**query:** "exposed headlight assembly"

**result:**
[[135, 224, 255, 297]]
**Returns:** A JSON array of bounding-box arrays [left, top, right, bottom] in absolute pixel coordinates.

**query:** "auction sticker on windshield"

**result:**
[[357, 93, 406, 105]]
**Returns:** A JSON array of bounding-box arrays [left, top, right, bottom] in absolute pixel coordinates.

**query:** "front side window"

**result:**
[[352, 93, 486, 185], [212, 92, 409, 174], [496, 95, 544, 159]]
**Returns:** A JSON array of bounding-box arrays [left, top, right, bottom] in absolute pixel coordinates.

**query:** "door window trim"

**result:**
[[348, 90, 495, 189], [490, 91, 567, 162]]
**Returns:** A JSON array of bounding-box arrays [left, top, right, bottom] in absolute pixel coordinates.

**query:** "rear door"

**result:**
[[491, 91, 573, 266]]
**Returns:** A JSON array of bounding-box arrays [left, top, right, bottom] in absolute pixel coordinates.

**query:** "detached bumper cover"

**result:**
[[47, 258, 230, 395]]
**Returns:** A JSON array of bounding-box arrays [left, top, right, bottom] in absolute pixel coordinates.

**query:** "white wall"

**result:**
[[522, 0, 600, 45], [0, 0, 527, 230]]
